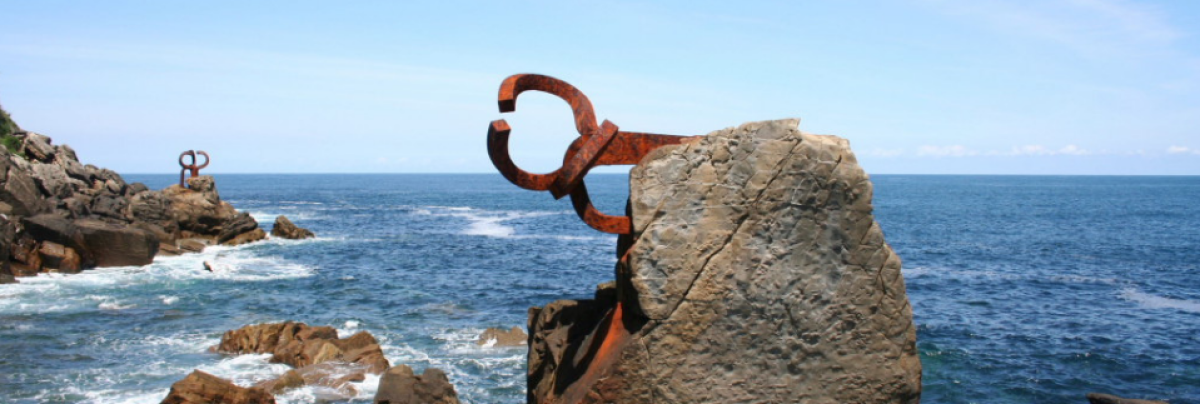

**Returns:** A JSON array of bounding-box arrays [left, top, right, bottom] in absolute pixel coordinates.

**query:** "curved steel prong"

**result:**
[[498, 74, 600, 137], [195, 151, 210, 170], [487, 120, 557, 191]]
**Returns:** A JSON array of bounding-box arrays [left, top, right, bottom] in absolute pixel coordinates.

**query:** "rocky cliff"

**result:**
[[527, 119, 921, 403], [0, 114, 265, 283]]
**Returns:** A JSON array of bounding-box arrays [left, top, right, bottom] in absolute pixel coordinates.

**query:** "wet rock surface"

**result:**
[[476, 326, 527, 347], [271, 215, 314, 239], [373, 365, 461, 404], [159, 370, 275, 404], [527, 119, 921, 403]]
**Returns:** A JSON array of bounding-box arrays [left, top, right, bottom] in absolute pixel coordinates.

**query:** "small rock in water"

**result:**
[[373, 365, 461, 404], [476, 326, 527, 347], [271, 215, 314, 240], [202, 261, 214, 272]]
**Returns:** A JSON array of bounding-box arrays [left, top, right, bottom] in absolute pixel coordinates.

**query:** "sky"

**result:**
[[1, 1, 1199, 175]]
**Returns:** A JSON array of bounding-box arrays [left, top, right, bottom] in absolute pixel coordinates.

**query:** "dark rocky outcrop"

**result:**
[[270, 215, 314, 240], [476, 326, 527, 347], [373, 365, 461, 404], [0, 107, 266, 280], [160, 370, 275, 404], [526, 120, 921, 403]]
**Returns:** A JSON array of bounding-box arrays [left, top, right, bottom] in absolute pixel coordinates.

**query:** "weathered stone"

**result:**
[[255, 369, 305, 394], [21, 132, 55, 162], [218, 322, 335, 355], [160, 370, 275, 404], [177, 238, 207, 253], [1087, 393, 1169, 404], [127, 182, 149, 196], [30, 162, 73, 199], [186, 175, 215, 194], [218, 212, 261, 244], [0, 158, 49, 216], [373, 365, 461, 404], [271, 215, 314, 240], [37, 241, 81, 273], [0, 216, 16, 283], [90, 194, 128, 220], [223, 228, 266, 246], [476, 326, 527, 347], [75, 219, 158, 267], [527, 119, 921, 404]]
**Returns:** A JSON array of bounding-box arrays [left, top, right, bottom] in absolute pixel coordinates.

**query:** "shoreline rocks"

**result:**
[[526, 119, 921, 403], [168, 321, 462, 403], [0, 113, 268, 283], [476, 326, 527, 347]]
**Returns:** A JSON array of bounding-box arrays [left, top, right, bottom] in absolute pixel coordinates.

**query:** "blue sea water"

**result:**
[[0, 174, 1197, 404]]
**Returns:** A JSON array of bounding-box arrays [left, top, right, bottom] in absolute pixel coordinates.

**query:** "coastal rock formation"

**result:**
[[373, 365, 461, 404], [271, 215, 314, 240], [476, 326, 527, 347], [0, 107, 267, 280], [160, 370, 275, 404], [527, 119, 921, 403], [218, 321, 389, 373]]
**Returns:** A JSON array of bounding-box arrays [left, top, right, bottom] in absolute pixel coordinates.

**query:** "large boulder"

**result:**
[[527, 119, 921, 403], [75, 219, 158, 267], [373, 365, 461, 404], [0, 152, 49, 216], [270, 215, 314, 240], [0, 216, 16, 284], [1086, 393, 1169, 404], [160, 370, 275, 404]]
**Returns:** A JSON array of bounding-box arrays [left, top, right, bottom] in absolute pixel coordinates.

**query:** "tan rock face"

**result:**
[[217, 322, 389, 374], [476, 326, 527, 347], [271, 215, 315, 240], [528, 119, 921, 404], [373, 365, 461, 404], [159, 370, 275, 404]]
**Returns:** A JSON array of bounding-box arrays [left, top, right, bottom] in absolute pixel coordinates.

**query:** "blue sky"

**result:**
[[2, 1, 1199, 174]]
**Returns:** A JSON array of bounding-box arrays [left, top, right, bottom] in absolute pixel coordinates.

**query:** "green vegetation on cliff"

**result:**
[[0, 103, 23, 156]]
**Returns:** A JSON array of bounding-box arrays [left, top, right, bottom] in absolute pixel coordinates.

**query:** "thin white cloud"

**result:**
[[1167, 146, 1200, 155], [917, 145, 978, 157]]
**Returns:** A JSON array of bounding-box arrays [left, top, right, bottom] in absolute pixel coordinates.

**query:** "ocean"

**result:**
[[0, 174, 1196, 404]]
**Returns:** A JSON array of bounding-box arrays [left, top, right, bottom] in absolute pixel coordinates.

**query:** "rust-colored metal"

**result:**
[[487, 73, 695, 234], [178, 150, 210, 187]]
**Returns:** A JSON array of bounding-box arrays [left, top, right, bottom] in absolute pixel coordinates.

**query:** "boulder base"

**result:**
[[373, 365, 461, 404], [527, 119, 921, 404]]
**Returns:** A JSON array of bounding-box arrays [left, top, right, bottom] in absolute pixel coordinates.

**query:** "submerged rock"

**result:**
[[527, 119, 921, 403], [159, 370, 275, 404], [1087, 393, 1169, 404], [270, 215, 314, 240], [373, 365, 461, 404]]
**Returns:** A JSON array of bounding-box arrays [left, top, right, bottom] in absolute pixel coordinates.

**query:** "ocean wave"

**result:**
[[1119, 288, 1200, 313]]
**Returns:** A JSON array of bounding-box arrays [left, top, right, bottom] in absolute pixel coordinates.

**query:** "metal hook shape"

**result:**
[[178, 150, 210, 187], [486, 73, 695, 234]]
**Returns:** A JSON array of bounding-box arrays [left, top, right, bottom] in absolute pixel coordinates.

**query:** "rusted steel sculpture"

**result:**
[[488, 74, 694, 403], [487, 73, 695, 235], [178, 150, 210, 187]]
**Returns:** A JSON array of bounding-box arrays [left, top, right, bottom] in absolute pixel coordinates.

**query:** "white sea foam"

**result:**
[[415, 206, 571, 238], [98, 301, 136, 310], [159, 295, 179, 305], [1120, 288, 1200, 313]]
